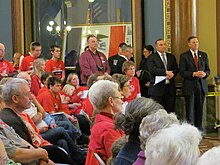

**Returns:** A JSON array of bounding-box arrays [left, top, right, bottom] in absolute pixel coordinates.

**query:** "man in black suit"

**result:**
[[179, 36, 210, 130], [147, 38, 179, 113], [108, 43, 131, 75]]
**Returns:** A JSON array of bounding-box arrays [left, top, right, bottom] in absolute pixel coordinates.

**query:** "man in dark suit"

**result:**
[[108, 43, 131, 75], [147, 38, 179, 113], [179, 36, 210, 131]]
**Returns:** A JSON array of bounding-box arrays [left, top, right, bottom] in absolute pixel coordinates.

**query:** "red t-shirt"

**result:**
[[37, 86, 48, 96], [124, 77, 141, 103], [20, 112, 50, 147], [45, 59, 65, 79], [31, 74, 43, 97], [86, 113, 124, 164], [37, 90, 70, 114], [19, 55, 36, 71], [0, 59, 15, 74]]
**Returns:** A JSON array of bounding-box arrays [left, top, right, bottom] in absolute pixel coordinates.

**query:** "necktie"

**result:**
[[194, 53, 198, 70], [161, 53, 167, 70]]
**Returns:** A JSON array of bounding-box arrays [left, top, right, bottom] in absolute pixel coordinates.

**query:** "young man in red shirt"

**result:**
[[45, 45, 65, 82], [19, 42, 42, 73]]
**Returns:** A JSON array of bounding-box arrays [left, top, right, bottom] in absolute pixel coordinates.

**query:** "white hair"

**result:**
[[197, 146, 220, 165], [145, 123, 202, 165], [139, 109, 179, 150], [89, 80, 119, 110], [2, 78, 28, 104]]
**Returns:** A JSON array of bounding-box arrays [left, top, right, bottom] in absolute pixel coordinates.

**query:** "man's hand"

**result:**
[[166, 71, 174, 79], [36, 148, 49, 162], [193, 71, 206, 78]]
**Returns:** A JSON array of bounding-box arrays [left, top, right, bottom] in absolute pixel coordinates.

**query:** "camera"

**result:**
[[97, 66, 104, 71]]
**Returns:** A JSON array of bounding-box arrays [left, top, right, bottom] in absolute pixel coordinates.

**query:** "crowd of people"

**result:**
[[0, 34, 216, 165]]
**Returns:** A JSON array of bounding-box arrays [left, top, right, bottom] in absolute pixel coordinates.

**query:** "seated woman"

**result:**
[[114, 97, 163, 165], [31, 58, 45, 96], [66, 73, 88, 115], [122, 61, 141, 103], [145, 123, 202, 165], [86, 80, 124, 165], [112, 73, 131, 114], [197, 146, 220, 165], [133, 109, 179, 165]]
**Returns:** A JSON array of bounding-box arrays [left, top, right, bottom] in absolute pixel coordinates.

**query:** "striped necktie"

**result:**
[[161, 53, 167, 70]]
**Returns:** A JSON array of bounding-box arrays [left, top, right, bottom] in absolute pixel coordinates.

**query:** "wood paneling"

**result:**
[[216, 0, 220, 75], [132, 0, 142, 67], [12, 0, 24, 54], [170, 0, 198, 82]]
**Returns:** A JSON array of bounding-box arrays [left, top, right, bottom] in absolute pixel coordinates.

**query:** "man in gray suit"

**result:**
[[179, 36, 210, 131]]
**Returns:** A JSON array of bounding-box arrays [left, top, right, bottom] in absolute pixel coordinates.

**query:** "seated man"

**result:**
[[0, 118, 51, 165], [0, 78, 77, 164], [0, 43, 17, 80]]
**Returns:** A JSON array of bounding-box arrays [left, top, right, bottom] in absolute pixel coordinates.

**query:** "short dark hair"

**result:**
[[41, 72, 53, 85], [155, 38, 164, 45], [50, 45, 60, 52], [188, 36, 198, 42], [143, 45, 154, 53], [47, 76, 62, 89], [87, 34, 97, 43], [119, 42, 127, 48], [30, 42, 41, 51]]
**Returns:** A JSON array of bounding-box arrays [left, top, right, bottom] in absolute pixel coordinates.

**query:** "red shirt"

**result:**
[[82, 97, 93, 120], [19, 55, 36, 71], [79, 50, 110, 85], [38, 86, 48, 96], [20, 112, 50, 147], [124, 77, 141, 103], [70, 86, 88, 115], [86, 113, 124, 163], [37, 90, 70, 114], [0, 59, 15, 74], [45, 59, 65, 79], [31, 74, 43, 96]]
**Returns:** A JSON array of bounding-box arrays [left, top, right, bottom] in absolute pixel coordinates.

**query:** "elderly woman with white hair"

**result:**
[[145, 123, 202, 165], [85, 80, 124, 165], [197, 146, 220, 165], [133, 109, 179, 165]]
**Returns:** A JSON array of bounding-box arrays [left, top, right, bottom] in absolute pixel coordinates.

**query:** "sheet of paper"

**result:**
[[81, 90, 88, 99], [154, 76, 166, 85]]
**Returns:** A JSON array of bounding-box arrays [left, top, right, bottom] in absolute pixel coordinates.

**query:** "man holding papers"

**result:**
[[147, 38, 179, 113]]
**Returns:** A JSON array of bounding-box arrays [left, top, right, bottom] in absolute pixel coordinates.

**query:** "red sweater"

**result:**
[[86, 112, 124, 164]]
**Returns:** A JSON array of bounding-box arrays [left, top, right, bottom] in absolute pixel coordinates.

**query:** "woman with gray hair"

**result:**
[[145, 123, 202, 165], [114, 97, 163, 165], [133, 109, 179, 165], [86, 80, 124, 165]]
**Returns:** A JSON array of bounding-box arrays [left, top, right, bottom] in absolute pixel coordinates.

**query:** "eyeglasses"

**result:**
[[113, 96, 124, 100]]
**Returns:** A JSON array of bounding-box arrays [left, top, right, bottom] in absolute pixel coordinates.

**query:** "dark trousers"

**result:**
[[41, 127, 86, 165], [42, 145, 77, 165], [151, 84, 176, 113], [185, 81, 205, 131]]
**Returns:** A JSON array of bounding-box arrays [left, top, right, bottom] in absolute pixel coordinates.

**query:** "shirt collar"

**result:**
[[120, 55, 128, 61], [190, 49, 198, 55]]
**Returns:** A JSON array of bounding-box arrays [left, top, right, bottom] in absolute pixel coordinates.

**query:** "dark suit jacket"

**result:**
[[147, 52, 179, 96], [179, 50, 210, 96], [139, 58, 151, 84], [0, 108, 33, 145], [108, 54, 127, 75]]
